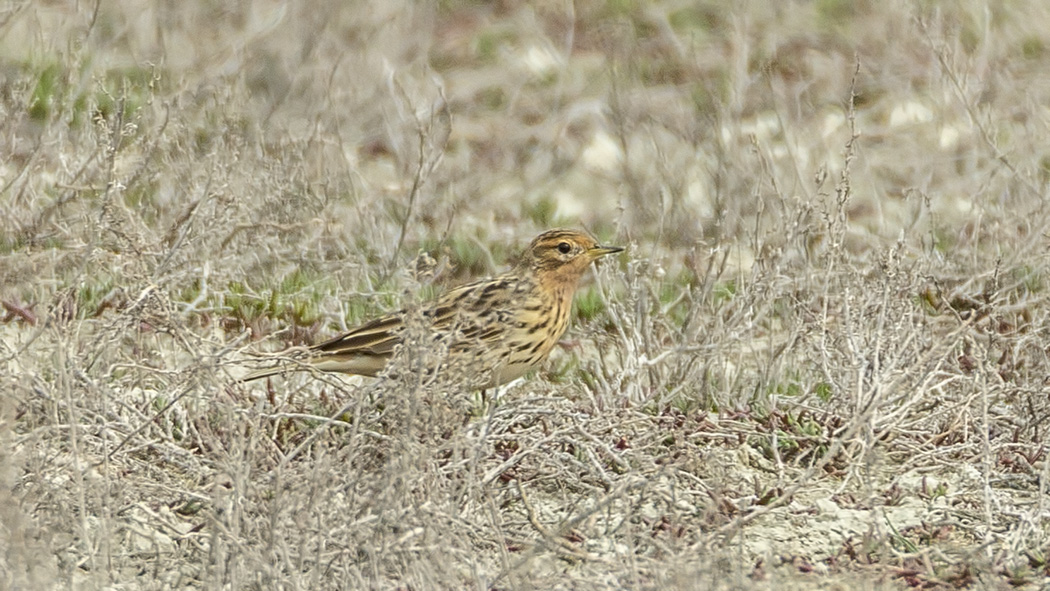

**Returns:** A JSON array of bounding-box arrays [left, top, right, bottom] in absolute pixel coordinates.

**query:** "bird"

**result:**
[[241, 229, 624, 389]]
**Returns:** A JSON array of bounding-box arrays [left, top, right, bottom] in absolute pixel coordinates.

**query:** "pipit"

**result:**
[[242, 229, 623, 388]]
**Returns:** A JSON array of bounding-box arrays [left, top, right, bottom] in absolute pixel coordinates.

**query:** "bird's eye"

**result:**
[[557, 242, 572, 254]]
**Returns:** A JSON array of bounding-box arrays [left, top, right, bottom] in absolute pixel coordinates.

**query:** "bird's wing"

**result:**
[[241, 277, 519, 382], [299, 312, 402, 378], [428, 277, 517, 344], [312, 313, 402, 357], [305, 280, 488, 356]]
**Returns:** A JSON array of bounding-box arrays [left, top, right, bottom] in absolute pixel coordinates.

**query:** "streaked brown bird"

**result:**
[[242, 229, 624, 388]]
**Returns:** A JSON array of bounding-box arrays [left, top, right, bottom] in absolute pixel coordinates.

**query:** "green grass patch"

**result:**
[[572, 286, 607, 323], [448, 235, 493, 277], [523, 195, 558, 228], [751, 410, 832, 464], [24, 57, 157, 127], [477, 85, 507, 110], [1012, 265, 1045, 294], [1021, 36, 1047, 60], [813, 381, 834, 403], [213, 268, 349, 330], [521, 195, 585, 230], [546, 353, 579, 386], [654, 268, 702, 328], [712, 279, 736, 303], [473, 29, 517, 65], [77, 276, 117, 318], [28, 61, 64, 122], [668, 5, 724, 35], [0, 233, 67, 254], [814, 0, 862, 29], [768, 375, 803, 398], [419, 234, 512, 281]]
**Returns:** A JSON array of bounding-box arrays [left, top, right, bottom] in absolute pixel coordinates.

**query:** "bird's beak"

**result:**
[[588, 245, 625, 259]]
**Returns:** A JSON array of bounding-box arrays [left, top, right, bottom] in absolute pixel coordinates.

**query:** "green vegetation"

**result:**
[[572, 286, 606, 323], [24, 58, 155, 126]]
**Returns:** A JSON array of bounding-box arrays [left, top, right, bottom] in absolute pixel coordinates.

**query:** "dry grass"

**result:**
[[3, 0, 1050, 589]]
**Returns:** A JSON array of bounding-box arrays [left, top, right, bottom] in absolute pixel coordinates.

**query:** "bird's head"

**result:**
[[520, 229, 623, 285]]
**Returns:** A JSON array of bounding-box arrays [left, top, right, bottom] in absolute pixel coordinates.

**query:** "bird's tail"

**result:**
[[239, 366, 294, 382]]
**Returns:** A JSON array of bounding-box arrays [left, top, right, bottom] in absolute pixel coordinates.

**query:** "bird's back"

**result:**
[[305, 273, 560, 388]]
